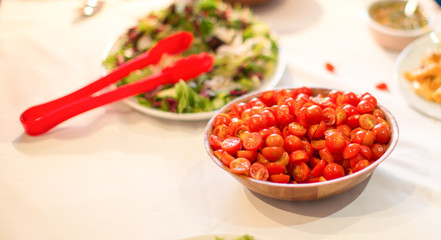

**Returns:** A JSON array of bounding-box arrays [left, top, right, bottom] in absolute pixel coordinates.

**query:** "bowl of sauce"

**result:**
[[363, 0, 430, 51]]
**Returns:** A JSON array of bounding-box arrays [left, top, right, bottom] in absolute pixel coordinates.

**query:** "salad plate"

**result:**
[[394, 32, 441, 121], [103, 39, 285, 121], [102, 0, 285, 121]]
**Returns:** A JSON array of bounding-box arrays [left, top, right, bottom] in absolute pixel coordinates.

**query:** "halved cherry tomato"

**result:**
[[221, 137, 242, 155], [289, 150, 309, 164], [249, 162, 269, 181], [269, 174, 291, 183], [310, 159, 327, 178], [230, 158, 251, 174], [265, 162, 286, 175], [343, 143, 361, 159], [292, 162, 310, 183], [213, 113, 232, 128], [353, 159, 370, 172], [359, 114, 376, 130], [242, 132, 263, 151], [237, 150, 258, 162], [209, 135, 223, 150], [288, 122, 307, 136], [221, 151, 235, 166], [262, 146, 285, 162]]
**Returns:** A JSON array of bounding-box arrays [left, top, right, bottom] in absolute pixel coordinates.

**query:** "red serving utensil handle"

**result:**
[[20, 53, 214, 136], [20, 31, 193, 119]]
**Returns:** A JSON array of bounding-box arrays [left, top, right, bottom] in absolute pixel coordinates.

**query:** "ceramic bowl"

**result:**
[[362, 0, 431, 51], [204, 88, 399, 201]]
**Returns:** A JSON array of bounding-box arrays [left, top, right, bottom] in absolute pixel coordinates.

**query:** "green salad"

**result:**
[[103, 0, 279, 114]]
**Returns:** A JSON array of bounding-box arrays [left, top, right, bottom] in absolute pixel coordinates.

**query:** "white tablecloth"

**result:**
[[1, 0, 441, 239]]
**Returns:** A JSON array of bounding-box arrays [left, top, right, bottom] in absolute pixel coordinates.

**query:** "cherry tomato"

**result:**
[[323, 163, 345, 180], [360, 93, 378, 109], [376, 82, 388, 91], [231, 102, 248, 116], [221, 151, 235, 166], [343, 143, 361, 159], [221, 137, 242, 155], [371, 143, 388, 160], [357, 100, 375, 114], [288, 122, 307, 137], [325, 132, 346, 153], [325, 62, 335, 72], [292, 162, 310, 183], [266, 133, 284, 147], [269, 174, 291, 183], [262, 146, 285, 162], [307, 121, 326, 139], [372, 122, 391, 144], [289, 150, 309, 164], [335, 106, 347, 125], [249, 162, 269, 181], [237, 150, 258, 163], [310, 159, 327, 178], [322, 107, 336, 126], [209, 135, 223, 150], [319, 148, 334, 163], [243, 132, 263, 151], [230, 158, 251, 174], [265, 162, 286, 175], [283, 135, 303, 153], [353, 159, 370, 172], [212, 125, 229, 140], [305, 104, 323, 125], [249, 114, 268, 132], [213, 113, 232, 128], [359, 114, 376, 130]]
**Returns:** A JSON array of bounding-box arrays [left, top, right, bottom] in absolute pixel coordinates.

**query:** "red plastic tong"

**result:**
[[20, 31, 214, 136]]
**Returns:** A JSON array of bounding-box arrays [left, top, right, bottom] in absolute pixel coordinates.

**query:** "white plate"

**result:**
[[394, 32, 441, 121], [180, 233, 270, 240], [103, 38, 286, 121]]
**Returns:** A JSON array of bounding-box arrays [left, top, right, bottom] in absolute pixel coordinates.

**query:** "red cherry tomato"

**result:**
[[269, 174, 291, 183], [237, 150, 258, 163], [289, 150, 309, 164], [372, 122, 391, 144], [292, 162, 310, 183], [249, 162, 269, 181], [323, 163, 345, 180], [375, 82, 388, 91], [325, 132, 346, 153], [265, 162, 287, 175], [353, 159, 370, 172], [213, 113, 232, 127], [310, 159, 327, 178], [265, 133, 284, 147], [243, 132, 263, 151], [262, 146, 285, 162], [221, 137, 242, 155], [325, 62, 335, 72], [230, 158, 251, 174]]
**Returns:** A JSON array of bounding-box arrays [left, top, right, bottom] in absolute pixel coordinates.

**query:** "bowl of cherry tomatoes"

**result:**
[[204, 87, 398, 201]]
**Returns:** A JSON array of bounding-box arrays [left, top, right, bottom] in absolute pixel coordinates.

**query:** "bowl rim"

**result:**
[[204, 87, 399, 189], [362, 0, 431, 37]]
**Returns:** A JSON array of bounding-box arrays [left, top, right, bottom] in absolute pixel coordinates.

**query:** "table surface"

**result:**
[[1, 0, 441, 239]]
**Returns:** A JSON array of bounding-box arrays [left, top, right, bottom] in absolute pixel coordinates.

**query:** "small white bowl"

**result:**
[[362, 0, 431, 51]]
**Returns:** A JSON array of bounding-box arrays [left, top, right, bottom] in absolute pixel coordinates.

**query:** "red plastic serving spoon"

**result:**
[[20, 31, 214, 136]]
